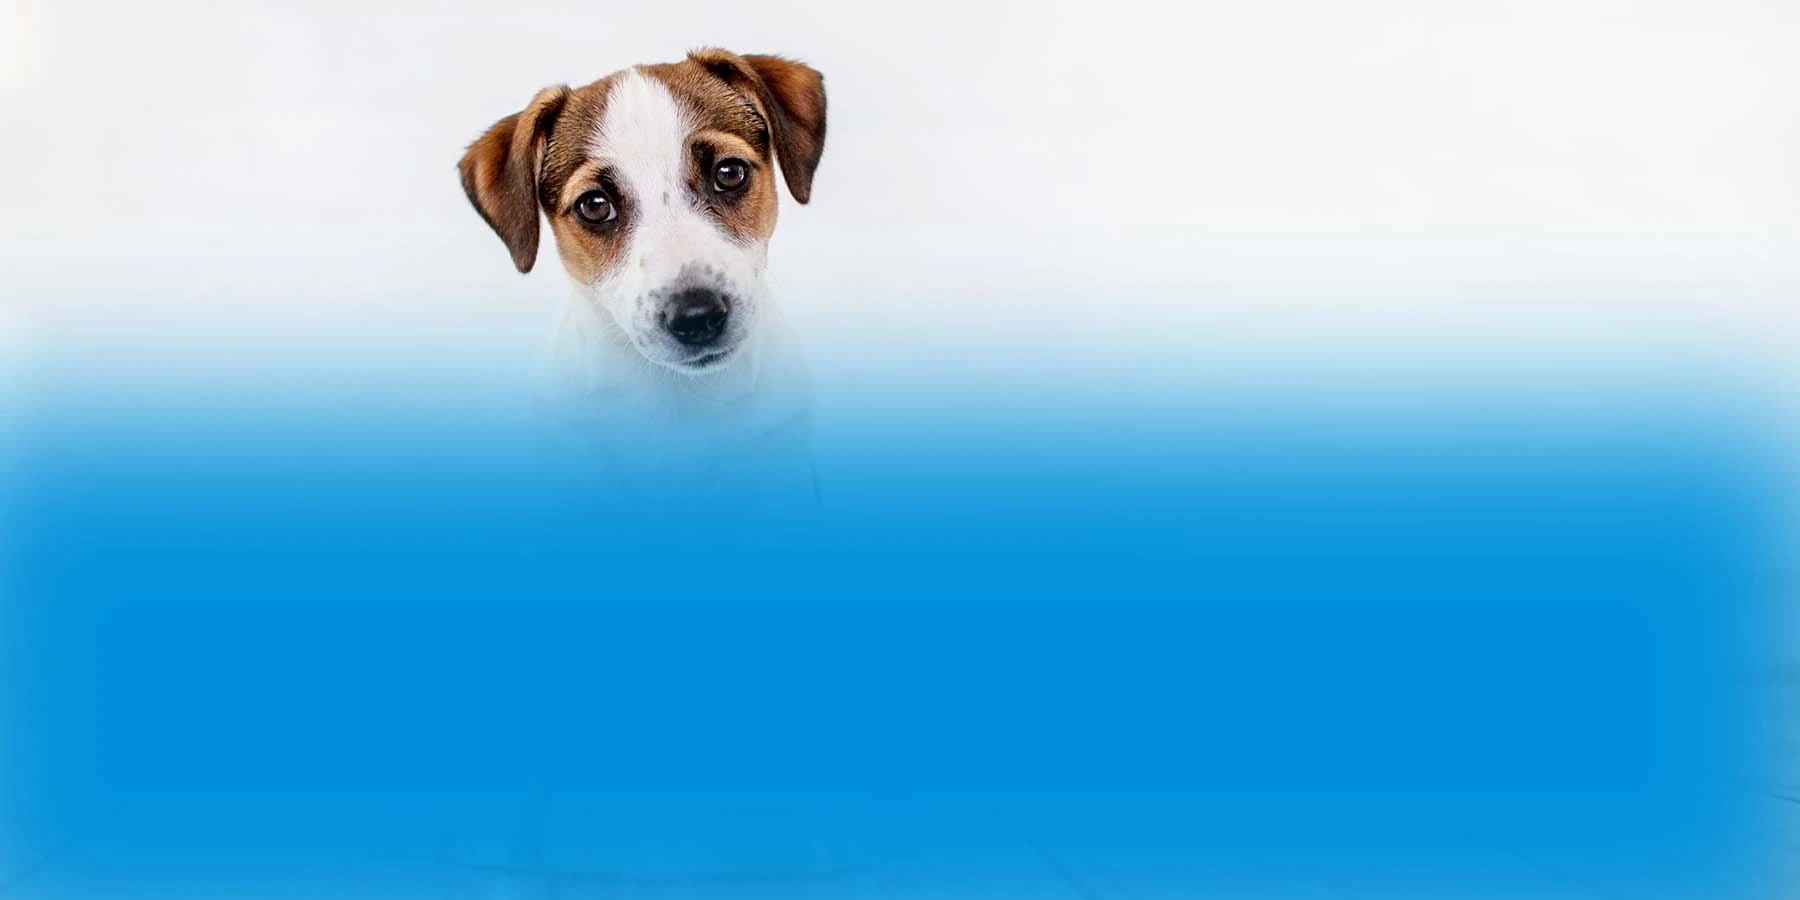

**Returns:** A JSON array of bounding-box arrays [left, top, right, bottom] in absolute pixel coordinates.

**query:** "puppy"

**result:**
[[459, 50, 825, 494]]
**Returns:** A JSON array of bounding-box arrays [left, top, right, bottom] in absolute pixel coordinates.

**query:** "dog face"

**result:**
[[460, 50, 826, 374]]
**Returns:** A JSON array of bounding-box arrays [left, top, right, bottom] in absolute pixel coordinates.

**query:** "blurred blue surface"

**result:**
[[0, 379, 1784, 897]]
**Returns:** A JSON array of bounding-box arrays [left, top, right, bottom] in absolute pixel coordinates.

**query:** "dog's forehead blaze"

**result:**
[[534, 62, 778, 284], [535, 64, 772, 210]]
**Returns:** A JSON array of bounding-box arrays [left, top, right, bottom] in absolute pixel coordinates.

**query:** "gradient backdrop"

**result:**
[[2, 1, 1798, 897]]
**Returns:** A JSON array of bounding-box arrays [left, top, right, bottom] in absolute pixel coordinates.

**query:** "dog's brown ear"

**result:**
[[459, 85, 570, 273], [690, 50, 827, 204]]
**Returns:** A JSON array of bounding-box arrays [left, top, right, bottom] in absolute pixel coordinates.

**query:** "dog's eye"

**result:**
[[712, 159, 749, 193], [574, 190, 616, 224]]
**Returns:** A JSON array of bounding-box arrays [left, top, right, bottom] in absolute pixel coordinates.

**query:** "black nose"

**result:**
[[663, 288, 730, 347]]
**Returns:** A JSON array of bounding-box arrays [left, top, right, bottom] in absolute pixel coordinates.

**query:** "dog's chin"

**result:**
[[645, 343, 743, 377]]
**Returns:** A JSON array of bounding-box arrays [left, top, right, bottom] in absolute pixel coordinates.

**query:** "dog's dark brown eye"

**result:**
[[575, 190, 616, 223], [712, 159, 749, 192]]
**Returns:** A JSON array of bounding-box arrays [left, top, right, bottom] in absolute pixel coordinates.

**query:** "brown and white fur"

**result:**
[[459, 50, 825, 492]]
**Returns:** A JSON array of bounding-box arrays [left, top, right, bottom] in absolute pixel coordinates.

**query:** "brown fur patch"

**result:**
[[684, 50, 827, 205], [458, 85, 570, 273]]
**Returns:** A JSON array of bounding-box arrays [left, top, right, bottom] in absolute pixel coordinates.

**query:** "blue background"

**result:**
[[0, 379, 1785, 897]]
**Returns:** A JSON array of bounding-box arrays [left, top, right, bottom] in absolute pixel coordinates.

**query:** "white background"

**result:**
[[2, 0, 1797, 389], [3, 1, 1795, 237]]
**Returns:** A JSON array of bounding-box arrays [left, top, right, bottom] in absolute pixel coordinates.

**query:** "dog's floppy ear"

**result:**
[[690, 49, 827, 204], [458, 85, 570, 273]]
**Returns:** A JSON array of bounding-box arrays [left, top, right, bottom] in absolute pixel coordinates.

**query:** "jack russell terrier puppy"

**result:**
[[460, 49, 825, 495]]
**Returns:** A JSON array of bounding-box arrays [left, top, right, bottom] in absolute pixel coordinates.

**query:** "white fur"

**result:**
[[537, 68, 810, 495], [582, 69, 766, 373]]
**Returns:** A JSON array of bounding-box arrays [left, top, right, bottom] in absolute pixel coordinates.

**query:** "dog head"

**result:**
[[460, 50, 825, 374]]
